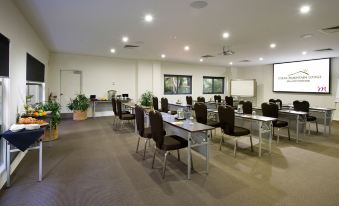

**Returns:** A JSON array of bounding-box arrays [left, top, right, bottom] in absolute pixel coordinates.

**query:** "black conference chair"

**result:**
[[161, 97, 177, 115], [116, 99, 135, 129], [197, 96, 205, 103], [218, 106, 253, 157], [186, 96, 193, 105], [214, 95, 222, 103], [149, 110, 189, 178], [194, 103, 220, 138], [112, 98, 130, 127], [293, 100, 318, 134], [239, 101, 253, 114], [262, 102, 290, 144], [269, 99, 282, 110], [135, 105, 152, 159], [225, 96, 234, 107], [153, 96, 159, 111]]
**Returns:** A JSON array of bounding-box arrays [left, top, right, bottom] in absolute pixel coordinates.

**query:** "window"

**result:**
[[26, 82, 44, 105], [203, 76, 225, 94], [164, 75, 192, 94]]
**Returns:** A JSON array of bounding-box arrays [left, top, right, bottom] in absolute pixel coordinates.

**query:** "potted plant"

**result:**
[[140, 91, 153, 107], [67, 94, 90, 120], [43, 100, 61, 140]]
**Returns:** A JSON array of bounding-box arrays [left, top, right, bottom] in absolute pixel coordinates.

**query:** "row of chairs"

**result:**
[[111, 98, 135, 129], [135, 105, 189, 178], [152, 97, 177, 114], [195, 95, 234, 106]]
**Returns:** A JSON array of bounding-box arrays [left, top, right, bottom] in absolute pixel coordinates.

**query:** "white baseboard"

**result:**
[[0, 151, 27, 189]]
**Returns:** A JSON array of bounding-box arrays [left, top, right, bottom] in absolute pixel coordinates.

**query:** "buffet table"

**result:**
[[1, 128, 44, 187]]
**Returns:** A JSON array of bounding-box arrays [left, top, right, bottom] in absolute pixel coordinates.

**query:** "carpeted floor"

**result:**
[[1, 117, 339, 206]]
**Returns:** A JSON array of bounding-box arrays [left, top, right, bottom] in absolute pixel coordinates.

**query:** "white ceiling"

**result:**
[[14, 0, 339, 66]]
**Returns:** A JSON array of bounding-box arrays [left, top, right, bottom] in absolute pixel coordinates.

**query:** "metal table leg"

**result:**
[[187, 133, 192, 180], [259, 121, 262, 157], [6, 141, 10, 187], [206, 132, 209, 174], [296, 115, 299, 143], [38, 140, 42, 181]]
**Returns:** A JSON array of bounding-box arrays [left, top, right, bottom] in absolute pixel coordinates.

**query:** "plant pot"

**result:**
[[44, 127, 59, 141], [73, 110, 87, 120]]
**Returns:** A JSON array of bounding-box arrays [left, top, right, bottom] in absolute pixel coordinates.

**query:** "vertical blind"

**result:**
[[26, 53, 45, 82], [0, 33, 10, 77]]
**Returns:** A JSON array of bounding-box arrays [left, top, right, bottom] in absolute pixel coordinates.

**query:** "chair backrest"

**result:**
[[194, 103, 207, 124], [214, 95, 221, 103], [149, 110, 165, 149], [225, 96, 233, 106], [186, 96, 193, 105], [239, 101, 252, 114], [261, 102, 278, 118], [269, 99, 282, 109], [161, 97, 169, 113], [218, 106, 235, 135], [152, 97, 159, 110], [112, 98, 117, 116], [197, 96, 205, 103], [135, 105, 145, 137], [116, 99, 123, 119], [293, 100, 310, 113]]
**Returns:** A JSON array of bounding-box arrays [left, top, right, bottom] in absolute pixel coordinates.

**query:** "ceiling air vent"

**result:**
[[239, 60, 251, 63], [314, 48, 333, 52], [124, 44, 140, 49], [320, 26, 339, 34], [201, 54, 214, 58]]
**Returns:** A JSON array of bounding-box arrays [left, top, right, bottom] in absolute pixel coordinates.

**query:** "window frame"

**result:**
[[26, 81, 45, 105], [164, 74, 192, 95], [203, 76, 225, 94]]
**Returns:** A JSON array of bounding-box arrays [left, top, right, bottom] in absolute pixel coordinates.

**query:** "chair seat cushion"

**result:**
[[274, 120, 288, 128], [232, 126, 250, 136], [161, 135, 188, 151], [207, 120, 220, 128], [122, 111, 130, 114], [121, 114, 135, 120], [143, 127, 152, 138], [307, 115, 317, 121]]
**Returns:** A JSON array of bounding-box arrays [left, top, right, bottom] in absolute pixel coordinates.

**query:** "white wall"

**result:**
[[0, 0, 49, 125], [48, 53, 229, 115], [231, 57, 339, 120]]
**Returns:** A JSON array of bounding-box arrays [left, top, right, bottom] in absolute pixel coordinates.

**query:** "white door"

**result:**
[[60, 70, 82, 113]]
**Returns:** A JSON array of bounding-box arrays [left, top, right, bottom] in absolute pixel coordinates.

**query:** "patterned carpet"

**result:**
[[1, 117, 339, 206]]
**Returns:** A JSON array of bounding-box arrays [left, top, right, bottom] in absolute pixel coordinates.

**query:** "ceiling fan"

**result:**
[[201, 46, 235, 58]]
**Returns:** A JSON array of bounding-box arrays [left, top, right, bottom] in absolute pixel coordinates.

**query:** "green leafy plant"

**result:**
[[140, 91, 153, 107], [44, 100, 61, 129], [67, 94, 90, 112]]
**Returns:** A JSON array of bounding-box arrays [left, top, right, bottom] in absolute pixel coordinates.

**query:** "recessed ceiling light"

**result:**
[[259, 57, 264, 61], [122, 36, 129, 43], [222, 32, 230, 39], [302, 51, 307, 55], [300, 5, 311, 14], [184, 46, 190, 51], [270, 43, 276, 48], [190, 1, 208, 9], [144, 14, 153, 22], [161, 54, 166, 58], [229, 62, 233, 65], [200, 58, 204, 62], [110, 48, 116, 53]]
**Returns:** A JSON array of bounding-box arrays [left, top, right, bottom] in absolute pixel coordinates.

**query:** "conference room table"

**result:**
[[207, 109, 276, 157], [168, 102, 192, 111], [253, 107, 307, 143], [144, 112, 214, 179], [282, 105, 335, 136]]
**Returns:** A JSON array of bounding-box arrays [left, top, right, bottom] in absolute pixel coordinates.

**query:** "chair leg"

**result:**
[[136, 137, 141, 153], [177, 150, 180, 161], [219, 134, 224, 151], [277, 128, 280, 144], [249, 135, 253, 152], [308, 122, 311, 135], [143, 139, 148, 160], [288, 127, 291, 140], [152, 148, 157, 169], [162, 151, 169, 179], [316, 121, 318, 133], [233, 138, 237, 158]]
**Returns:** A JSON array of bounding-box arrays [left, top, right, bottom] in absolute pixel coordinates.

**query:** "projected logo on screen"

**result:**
[[273, 58, 330, 93]]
